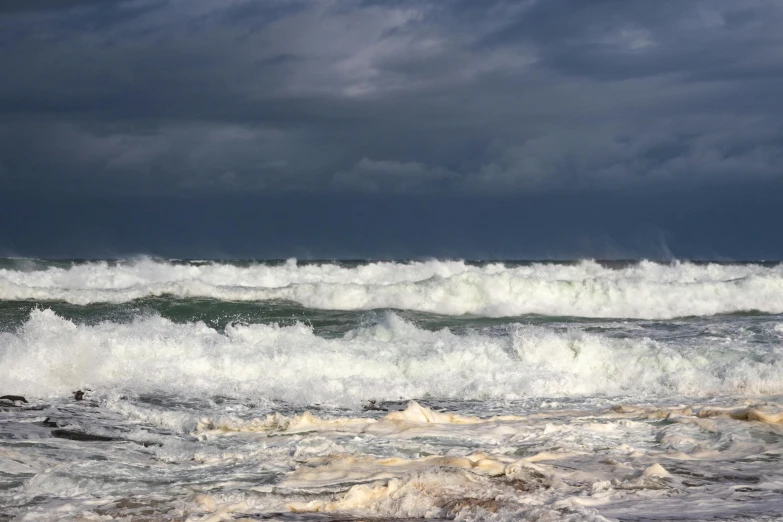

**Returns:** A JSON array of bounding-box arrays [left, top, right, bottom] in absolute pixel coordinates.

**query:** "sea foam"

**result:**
[[1, 258, 782, 318], [2, 308, 782, 403]]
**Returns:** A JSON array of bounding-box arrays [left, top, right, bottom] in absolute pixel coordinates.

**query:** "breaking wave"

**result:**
[[1, 258, 783, 318], [2, 308, 782, 403]]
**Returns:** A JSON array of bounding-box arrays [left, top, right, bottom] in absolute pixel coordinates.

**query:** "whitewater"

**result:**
[[2, 258, 783, 521], [2, 257, 783, 317]]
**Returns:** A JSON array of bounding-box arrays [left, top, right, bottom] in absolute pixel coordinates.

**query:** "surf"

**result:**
[[3, 308, 783, 403], [2, 258, 783, 318]]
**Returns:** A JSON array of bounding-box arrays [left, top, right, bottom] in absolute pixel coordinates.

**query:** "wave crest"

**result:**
[[1, 258, 783, 318], [2, 309, 782, 402]]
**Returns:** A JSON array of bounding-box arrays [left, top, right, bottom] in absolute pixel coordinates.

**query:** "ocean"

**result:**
[[2, 258, 783, 521]]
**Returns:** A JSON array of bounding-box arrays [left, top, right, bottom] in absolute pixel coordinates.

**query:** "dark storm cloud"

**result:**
[[0, 0, 109, 13], [1, 0, 782, 195]]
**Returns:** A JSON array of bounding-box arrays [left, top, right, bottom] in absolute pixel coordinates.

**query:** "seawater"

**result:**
[[2, 258, 783, 521]]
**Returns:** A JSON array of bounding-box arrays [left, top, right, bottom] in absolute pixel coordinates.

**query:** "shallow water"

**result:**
[[2, 259, 783, 521]]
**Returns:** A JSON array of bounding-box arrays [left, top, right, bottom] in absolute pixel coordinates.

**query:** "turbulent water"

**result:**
[[2, 258, 783, 521]]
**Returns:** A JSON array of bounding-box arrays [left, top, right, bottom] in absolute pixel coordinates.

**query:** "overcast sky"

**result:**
[[1, 0, 782, 258]]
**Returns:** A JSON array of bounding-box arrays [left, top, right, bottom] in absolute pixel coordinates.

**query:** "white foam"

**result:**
[[7, 391, 783, 521], [2, 258, 783, 317], [3, 309, 783, 402]]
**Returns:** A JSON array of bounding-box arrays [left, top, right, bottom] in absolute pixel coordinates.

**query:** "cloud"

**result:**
[[334, 158, 455, 193], [1, 0, 782, 196], [0, 121, 307, 194], [0, 0, 113, 13], [464, 115, 783, 192]]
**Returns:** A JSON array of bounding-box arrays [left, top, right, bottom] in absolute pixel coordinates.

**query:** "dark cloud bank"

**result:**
[[0, 0, 781, 259]]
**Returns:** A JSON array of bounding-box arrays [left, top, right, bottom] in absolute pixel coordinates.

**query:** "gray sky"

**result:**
[[0, 0, 781, 258]]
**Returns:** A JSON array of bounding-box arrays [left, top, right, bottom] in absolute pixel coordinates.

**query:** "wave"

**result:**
[[1, 258, 783, 318], [2, 309, 782, 403]]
